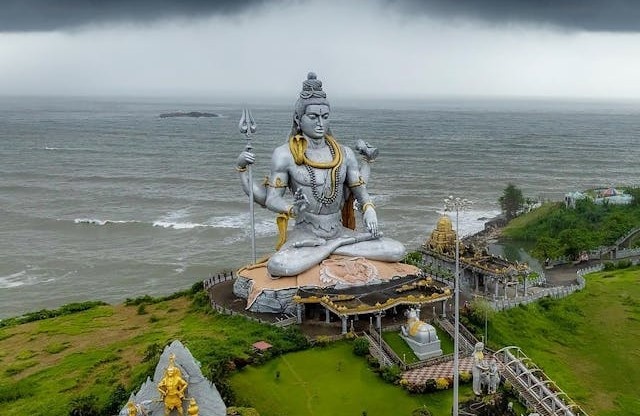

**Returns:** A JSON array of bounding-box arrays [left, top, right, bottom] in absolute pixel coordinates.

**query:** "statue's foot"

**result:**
[[292, 238, 326, 248]]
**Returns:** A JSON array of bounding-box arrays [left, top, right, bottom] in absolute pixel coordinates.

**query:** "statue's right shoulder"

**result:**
[[271, 142, 295, 170]]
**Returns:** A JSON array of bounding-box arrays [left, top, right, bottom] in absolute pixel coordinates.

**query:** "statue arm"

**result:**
[[265, 146, 293, 215], [343, 147, 379, 236], [236, 151, 267, 207]]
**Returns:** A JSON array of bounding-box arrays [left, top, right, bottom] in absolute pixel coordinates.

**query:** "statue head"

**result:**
[[292, 72, 331, 138]]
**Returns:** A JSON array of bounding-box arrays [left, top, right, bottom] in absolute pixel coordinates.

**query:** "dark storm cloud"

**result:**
[[393, 0, 640, 32], [0, 0, 268, 32], [3, 0, 640, 33]]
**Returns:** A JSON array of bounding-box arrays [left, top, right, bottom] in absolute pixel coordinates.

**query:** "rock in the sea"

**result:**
[[159, 111, 220, 118]]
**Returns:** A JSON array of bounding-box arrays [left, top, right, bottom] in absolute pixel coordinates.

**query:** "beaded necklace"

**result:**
[[305, 141, 341, 205], [289, 134, 343, 206]]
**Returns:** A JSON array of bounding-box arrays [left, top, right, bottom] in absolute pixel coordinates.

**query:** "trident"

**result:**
[[239, 108, 257, 263]]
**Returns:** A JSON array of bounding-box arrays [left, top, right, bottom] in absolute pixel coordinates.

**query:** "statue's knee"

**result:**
[[387, 240, 406, 261], [267, 255, 296, 277]]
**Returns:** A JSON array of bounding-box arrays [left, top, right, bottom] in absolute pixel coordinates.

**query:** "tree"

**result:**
[[499, 183, 525, 221], [353, 337, 370, 356]]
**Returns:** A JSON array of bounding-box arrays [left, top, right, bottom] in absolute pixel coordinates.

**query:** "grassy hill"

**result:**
[[2, 264, 639, 415], [0, 289, 308, 416], [478, 265, 640, 415], [502, 194, 640, 261]]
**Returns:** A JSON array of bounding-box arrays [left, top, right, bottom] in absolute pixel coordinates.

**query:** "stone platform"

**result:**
[[233, 255, 422, 314]]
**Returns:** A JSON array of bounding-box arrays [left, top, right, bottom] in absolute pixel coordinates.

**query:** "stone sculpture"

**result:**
[[236, 72, 405, 277], [471, 342, 501, 395], [472, 342, 488, 395], [120, 340, 226, 416], [400, 308, 443, 359]]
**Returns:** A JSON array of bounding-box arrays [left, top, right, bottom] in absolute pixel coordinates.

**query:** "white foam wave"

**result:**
[[0, 271, 28, 288], [43, 146, 89, 151], [0, 269, 54, 289], [209, 213, 275, 235], [437, 208, 502, 237], [152, 209, 201, 229], [153, 220, 209, 229], [74, 218, 139, 226]]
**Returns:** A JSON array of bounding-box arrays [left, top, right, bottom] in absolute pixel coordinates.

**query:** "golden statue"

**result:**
[[157, 353, 188, 416], [187, 398, 200, 416], [126, 401, 138, 416]]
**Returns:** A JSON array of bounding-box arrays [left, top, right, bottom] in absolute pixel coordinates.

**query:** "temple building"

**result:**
[[422, 215, 533, 299]]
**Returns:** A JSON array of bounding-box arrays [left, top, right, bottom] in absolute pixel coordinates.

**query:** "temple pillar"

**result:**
[[376, 313, 382, 330], [474, 273, 479, 292], [494, 279, 499, 298], [441, 300, 447, 318], [325, 308, 330, 323], [296, 303, 303, 324], [341, 316, 348, 334]]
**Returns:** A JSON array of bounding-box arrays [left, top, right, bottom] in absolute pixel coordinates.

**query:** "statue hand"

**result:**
[[292, 189, 309, 216], [355, 139, 379, 162], [363, 208, 379, 238], [236, 150, 255, 169]]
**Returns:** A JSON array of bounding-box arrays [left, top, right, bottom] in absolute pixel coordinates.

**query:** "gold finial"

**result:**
[[187, 397, 200, 416]]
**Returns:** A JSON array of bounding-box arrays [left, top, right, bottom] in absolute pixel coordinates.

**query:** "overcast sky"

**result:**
[[1, 0, 640, 100]]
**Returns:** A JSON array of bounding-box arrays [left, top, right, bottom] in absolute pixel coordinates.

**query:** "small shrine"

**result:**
[[120, 340, 226, 416]]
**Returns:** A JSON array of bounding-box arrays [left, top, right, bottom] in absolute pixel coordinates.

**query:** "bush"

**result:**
[[424, 379, 437, 393], [68, 394, 100, 416], [435, 377, 450, 390], [353, 337, 370, 356], [460, 370, 472, 383], [314, 335, 333, 346], [381, 365, 402, 384], [102, 384, 128, 415], [412, 407, 432, 416], [190, 290, 210, 311]]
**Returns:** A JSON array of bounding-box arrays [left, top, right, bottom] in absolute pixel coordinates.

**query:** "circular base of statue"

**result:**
[[233, 255, 426, 314]]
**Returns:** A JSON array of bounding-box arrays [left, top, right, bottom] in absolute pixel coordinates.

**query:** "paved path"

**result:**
[[402, 356, 474, 384]]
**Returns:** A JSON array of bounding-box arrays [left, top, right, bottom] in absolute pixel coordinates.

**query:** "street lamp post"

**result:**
[[444, 195, 472, 416]]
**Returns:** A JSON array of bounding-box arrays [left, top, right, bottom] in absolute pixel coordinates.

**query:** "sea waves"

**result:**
[[71, 210, 276, 237], [74, 218, 141, 226], [0, 269, 56, 289]]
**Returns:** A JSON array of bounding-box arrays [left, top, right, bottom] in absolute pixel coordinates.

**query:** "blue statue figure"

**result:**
[[236, 72, 405, 277]]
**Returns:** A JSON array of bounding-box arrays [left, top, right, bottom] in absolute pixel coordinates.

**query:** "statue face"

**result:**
[[299, 104, 329, 139]]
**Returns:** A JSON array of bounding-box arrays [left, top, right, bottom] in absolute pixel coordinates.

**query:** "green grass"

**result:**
[[230, 340, 474, 416], [502, 201, 560, 238], [0, 294, 308, 416], [382, 324, 454, 365], [382, 331, 419, 363], [484, 266, 640, 416]]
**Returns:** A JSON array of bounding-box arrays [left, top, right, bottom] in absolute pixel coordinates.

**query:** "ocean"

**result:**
[[1, 96, 639, 318]]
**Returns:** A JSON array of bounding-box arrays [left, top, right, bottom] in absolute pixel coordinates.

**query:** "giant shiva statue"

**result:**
[[236, 72, 405, 277]]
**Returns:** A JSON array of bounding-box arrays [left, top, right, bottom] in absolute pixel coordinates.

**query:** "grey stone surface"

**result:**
[[232, 276, 252, 299], [120, 340, 226, 416], [248, 287, 298, 315]]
